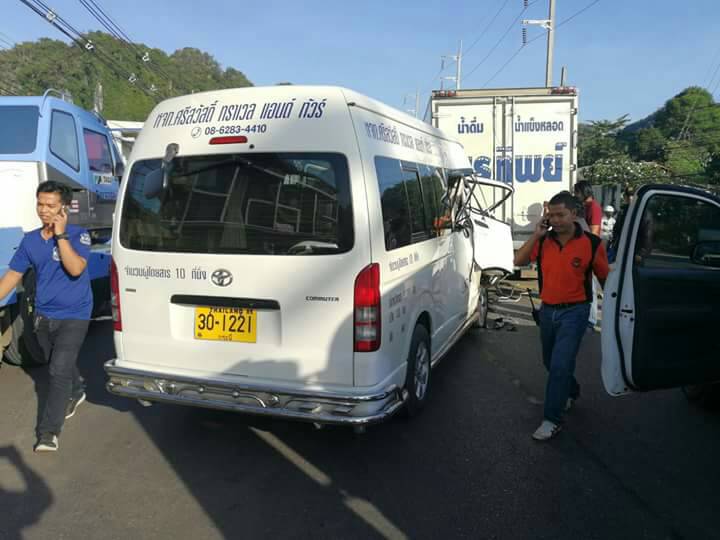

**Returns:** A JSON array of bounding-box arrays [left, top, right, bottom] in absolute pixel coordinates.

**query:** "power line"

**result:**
[[480, 0, 602, 87], [0, 31, 16, 44], [78, 0, 177, 87], [423, 0, 542, 95], [77, 0, 171, 98], [463, 0, 511, 56], [556, 0, 600, 27], [463, 3, 533, 81], [17, 0, 162, 100], [0, 81, 23, 95]]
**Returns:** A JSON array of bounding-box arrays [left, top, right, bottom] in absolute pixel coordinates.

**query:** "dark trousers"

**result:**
[[35, 317, 89, 436], [539, 303, 590, 424]]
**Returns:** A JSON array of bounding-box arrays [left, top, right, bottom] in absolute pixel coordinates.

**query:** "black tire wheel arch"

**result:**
[[404, 324, 432, 417]]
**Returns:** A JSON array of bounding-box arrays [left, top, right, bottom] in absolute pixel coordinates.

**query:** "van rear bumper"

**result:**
[[104, 359, 405, 425]]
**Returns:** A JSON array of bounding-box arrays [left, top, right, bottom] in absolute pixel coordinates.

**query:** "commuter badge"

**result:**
[[571, 257, 582, 268]]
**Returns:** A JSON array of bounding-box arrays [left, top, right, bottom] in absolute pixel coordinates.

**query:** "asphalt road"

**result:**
[[1, 302, 718, 540]]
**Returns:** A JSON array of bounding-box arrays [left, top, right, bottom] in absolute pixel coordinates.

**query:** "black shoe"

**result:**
[[34, 433, 59, 452], [65, 392, 86, 419]]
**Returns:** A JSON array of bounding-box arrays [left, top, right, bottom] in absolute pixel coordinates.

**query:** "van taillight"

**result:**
[[110, 258, 122, 331], [354, 263, 380, 352]]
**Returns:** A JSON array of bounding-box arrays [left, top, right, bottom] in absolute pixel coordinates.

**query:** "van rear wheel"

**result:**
[[404, 324, 431, 417]]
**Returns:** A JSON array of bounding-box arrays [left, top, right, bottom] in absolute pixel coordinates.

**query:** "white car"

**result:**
[[104, 85, 514, 427]]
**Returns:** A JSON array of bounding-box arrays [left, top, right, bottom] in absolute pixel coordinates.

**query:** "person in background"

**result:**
[[0, 181, 93, 453], [574, 180, 602, 236], [608, 185, 636, 263], [601, 205, 616, 243], [514, 191, 609, 441]]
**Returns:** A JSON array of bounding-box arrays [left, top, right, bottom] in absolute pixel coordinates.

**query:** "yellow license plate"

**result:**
[[194, 307, 257, 343]]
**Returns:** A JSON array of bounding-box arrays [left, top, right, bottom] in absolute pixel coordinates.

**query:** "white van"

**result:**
[[104, 86, 513, 427]]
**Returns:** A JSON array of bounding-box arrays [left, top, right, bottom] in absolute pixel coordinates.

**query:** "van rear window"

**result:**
[[119, 152, 354, 255], [0, 106, 39, 154]]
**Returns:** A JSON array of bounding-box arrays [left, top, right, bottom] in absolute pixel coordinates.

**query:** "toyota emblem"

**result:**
[[211, 269, 233, 287]]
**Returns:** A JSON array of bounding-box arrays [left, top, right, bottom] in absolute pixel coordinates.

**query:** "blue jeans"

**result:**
[[35, 317, 89, 436], [539, 303, 590, 424]]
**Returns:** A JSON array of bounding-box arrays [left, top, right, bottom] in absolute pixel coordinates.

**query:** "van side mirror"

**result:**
[[143, 143, 179, 199], [113, 160, 125, 179], [691, 241, 720, 268]]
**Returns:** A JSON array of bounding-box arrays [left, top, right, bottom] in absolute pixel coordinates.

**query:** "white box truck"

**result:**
[[427, 87, 578, 249]]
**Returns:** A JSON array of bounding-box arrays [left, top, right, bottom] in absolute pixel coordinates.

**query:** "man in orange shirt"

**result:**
[[515, 191, 610, 441]]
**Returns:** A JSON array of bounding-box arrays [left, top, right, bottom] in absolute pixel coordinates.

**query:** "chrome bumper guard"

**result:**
[[104, 360, 406, 425]]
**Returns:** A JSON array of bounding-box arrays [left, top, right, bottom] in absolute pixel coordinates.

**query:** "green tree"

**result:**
[[663, 140, 708, 181], [0, 32, 252, 120], [581, 155, 669, 187], [653, 87, 718, 140], [630, 127, 666, 162], [577, 115, 630, 167], [705, 153, 720, 185]]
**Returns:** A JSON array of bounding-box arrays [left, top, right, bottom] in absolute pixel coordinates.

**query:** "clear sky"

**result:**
[[2, 0, 719, 123]]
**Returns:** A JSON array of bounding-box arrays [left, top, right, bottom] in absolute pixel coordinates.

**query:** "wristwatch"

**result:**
[[55, 233, 70, 241]]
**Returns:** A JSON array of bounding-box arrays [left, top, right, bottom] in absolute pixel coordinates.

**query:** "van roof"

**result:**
[[133, 85, 459, 161], [0, 95, 107, 129]]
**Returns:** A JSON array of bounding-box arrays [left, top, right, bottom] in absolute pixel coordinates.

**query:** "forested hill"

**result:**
[[578, 86, 720, 186], [0, 31, 252, 120]]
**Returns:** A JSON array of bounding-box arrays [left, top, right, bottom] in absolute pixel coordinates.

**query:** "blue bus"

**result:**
[[0, 90, 122, 365]]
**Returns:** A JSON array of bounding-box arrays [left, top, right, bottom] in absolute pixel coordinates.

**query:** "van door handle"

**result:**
[[620, 308, 634, 314]]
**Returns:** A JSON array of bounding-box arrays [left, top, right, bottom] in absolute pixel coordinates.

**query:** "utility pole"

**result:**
[[440, 40, 463, 90], [402, 90, 420, 118], [93, 81, 104, 114], [522, 0, 556, 87], [456, 39, 462, 90], [545, 0, 555, 87]]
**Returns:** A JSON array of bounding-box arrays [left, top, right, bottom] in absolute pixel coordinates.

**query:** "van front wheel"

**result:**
[[404, 324, 431, 417]]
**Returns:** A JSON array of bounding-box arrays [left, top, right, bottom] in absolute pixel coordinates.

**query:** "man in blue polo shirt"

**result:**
[[0, 181, 93, 452]]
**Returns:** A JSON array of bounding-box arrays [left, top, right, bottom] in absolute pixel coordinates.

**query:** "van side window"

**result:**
[[401, 164, 429, 243], [49, 110, 80, 171], [83, 129, 114, 175], [633, 194, 720, 269], [419, 164, 447, 237], [375, 156, 411, 250]]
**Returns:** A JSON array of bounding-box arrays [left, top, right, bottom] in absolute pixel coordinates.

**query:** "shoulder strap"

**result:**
[[583, 232, 601, 302], [584, 231, 601, 263], [537, 235, 547, 294]]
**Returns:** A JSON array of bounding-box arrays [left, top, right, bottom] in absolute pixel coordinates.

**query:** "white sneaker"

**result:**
[[34, 433, 59, 452], [532, 420, 561, 441]]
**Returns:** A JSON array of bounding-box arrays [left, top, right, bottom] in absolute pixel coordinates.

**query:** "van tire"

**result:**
[[473, 286, 489, 329], [2, 272, 45, 367], [403, 324, 431, 417]]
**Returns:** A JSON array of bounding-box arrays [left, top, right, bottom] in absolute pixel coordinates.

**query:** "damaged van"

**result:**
[[104, 86, 513, 427]]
